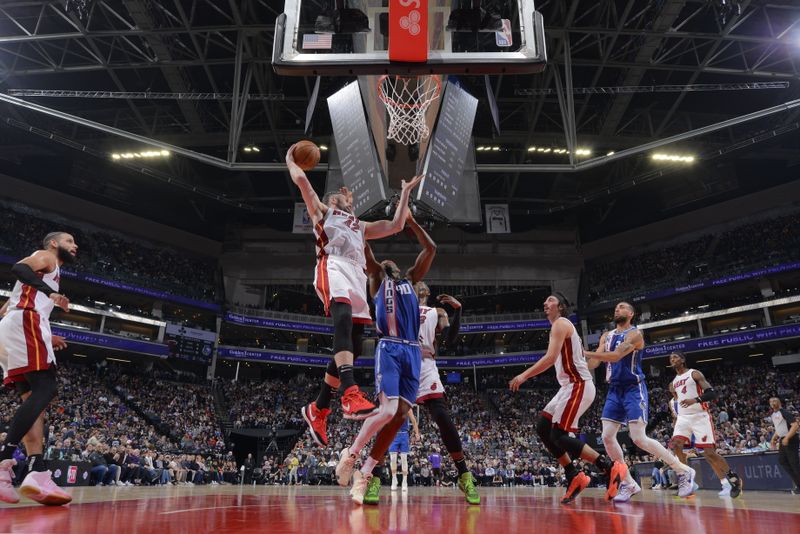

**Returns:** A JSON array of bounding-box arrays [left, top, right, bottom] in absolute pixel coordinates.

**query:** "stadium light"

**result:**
[[696, 358, 722, 363], [111, 149, 170, 160], [652, 153, 695, 163]]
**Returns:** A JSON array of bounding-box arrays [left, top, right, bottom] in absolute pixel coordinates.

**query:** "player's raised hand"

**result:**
[[401, 174, 424, 191], [285, 143, 297, 165], [50, 293, 70, 312], [52, 335, 68, 351], [437, 294, 461, 309], [509, 373, 527, 392]]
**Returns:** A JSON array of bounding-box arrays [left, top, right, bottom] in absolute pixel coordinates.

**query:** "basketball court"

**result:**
[[2, 486, 799, 533]]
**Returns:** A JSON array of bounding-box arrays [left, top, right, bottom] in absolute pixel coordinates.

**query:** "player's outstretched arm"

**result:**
[[286, 143, 326, 222], [364, 175, 424, 240], [405, 211, 437, 285], [585, 332, 608, 370], [584, 329, 643, 362], [436, 295, 462, 348], [509, 319, 569, 391], [364, 243, 383, 298]]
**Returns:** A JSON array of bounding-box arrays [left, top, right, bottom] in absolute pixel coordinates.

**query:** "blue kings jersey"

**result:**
[[604, 326, 645, 385], [374, 278, 420, 343]]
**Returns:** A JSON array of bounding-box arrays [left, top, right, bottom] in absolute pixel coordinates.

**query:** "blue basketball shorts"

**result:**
[[601, 381, 649, 425], [375, 338, 421, 406]]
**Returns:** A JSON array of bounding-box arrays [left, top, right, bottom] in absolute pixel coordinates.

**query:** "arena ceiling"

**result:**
[[0, 0, 799, 241]]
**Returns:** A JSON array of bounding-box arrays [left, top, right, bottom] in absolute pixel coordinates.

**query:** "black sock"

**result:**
[[727, 470, 739, 482], [593, 454, 613, 474], [564, 462, 578, 480], [315, 383, 336, 410], [27, 454, 46, 473], [338, 364, 355, 391], [0, 444, 18, 462], [454, 458, 469, 476]]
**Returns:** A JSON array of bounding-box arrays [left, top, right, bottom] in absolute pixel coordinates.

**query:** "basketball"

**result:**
[[293, 140, 320, 171]]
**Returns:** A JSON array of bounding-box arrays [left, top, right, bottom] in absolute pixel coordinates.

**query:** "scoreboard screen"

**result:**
[[165, 323, 216, 362], [417, 81, 480, 222], [327, 81, 387, 217]]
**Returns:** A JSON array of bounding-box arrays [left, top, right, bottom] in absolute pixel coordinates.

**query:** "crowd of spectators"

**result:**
[[0, 201, 217, 301], [2, 359, 797, 491], [0, 362, 236, 487], [248, 361, 798, 488], [584, 210, 800, 308]]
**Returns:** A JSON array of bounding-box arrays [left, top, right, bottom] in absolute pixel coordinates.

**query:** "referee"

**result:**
[[769, 397, 800, 494]]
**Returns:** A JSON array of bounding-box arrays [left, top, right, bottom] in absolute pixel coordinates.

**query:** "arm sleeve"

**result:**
[[440, 307, 461, 348], [697, 388, 717, 402], [10, 262, 56, 297]]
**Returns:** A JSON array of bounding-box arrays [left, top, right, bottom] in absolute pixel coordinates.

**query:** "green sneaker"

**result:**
[[364, 475, 382, 505], [458, 472, 481, 505]]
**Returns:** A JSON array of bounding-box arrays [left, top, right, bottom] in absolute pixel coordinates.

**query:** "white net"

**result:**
[[378, 75, 442, 145]]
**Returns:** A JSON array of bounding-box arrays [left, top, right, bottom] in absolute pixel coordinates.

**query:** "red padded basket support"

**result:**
[[389, 0, 428, 62]]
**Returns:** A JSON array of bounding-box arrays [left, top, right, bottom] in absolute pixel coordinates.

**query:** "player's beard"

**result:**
[[57, 246, 76, 264], [613, 314, 627, 325]]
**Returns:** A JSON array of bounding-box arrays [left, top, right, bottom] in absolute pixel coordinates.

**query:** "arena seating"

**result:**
[[0, 204, 217, 301], [583, 211, 800, 308]]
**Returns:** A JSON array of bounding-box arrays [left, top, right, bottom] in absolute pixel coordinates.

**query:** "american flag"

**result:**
[[302, 33, 333, 50]]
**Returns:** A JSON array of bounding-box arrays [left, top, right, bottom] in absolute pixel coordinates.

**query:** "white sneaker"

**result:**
[[718, 484, 732, 497], [336, 448, 357, 487], [401, 476, 408, 492], [677, 467, 697, 498], [19, 470, 72, 506], [613, 481, 642, 502], [390, 475, 398, 491], [0, 459, 20, 504], [350, 471, 369, 505]]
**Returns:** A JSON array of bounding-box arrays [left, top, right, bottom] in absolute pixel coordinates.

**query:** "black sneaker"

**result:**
[[727, 473, 742, 498]]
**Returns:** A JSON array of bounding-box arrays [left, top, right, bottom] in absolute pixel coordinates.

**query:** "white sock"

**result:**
[[628, 422, 690, 475], [721, 478, 731, 487], [601, 421, 636, 485], [361, 456, 378, 477]]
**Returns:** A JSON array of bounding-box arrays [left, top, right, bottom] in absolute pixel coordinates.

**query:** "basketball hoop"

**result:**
[[378, 75, 442, 146]]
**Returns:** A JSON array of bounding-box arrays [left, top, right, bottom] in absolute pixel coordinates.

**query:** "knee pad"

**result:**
[[535, 415, 552, 440], [330, 301, 354, 354], [425, 397, 449, 425], [28, 369, 58, 402], [389, 452, 398, 470], [550, 427, 584, 458]]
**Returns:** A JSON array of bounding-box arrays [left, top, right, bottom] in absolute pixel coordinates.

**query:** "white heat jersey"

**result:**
[[672, 369, 707, 415], [314, 208, 366, 266], [554, 317, 593, 386], [418, 306, 438, 358], [6, 264, 60, 319]]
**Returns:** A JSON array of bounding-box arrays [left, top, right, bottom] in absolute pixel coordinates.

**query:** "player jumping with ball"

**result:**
[[286, 143, 421, 446]]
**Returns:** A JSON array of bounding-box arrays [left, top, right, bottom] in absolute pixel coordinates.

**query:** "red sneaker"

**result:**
[[301, 402, 331, 447], [561, 472, 590, 504], [341, 386, 376, 420], [605, 461, 629, 501]]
